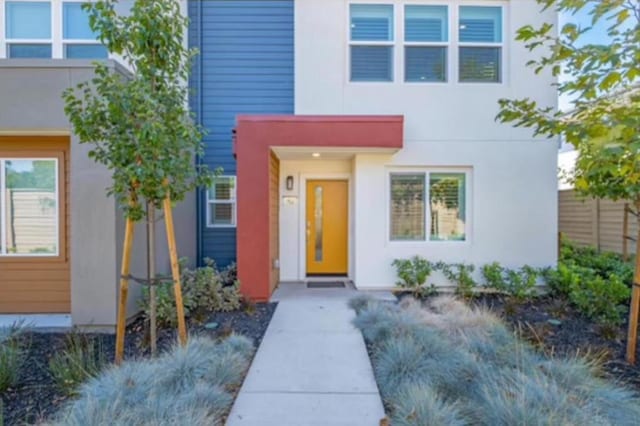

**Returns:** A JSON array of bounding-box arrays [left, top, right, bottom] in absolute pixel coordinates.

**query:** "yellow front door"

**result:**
[[306, 180, 348, 275]]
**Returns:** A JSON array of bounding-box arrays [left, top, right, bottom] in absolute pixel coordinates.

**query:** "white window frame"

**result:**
[[402, 3, 450, 83], [61, 0, 104, 59], [206, 176, 237, 228], [387, 168, 472, 244], [457, 2, 505, 83], [1, 0, 57, 59], [348, 2, 396, 83], [1, 0, 104, 59], [0, 157, 60, 257], [347, 0, 507, 85]]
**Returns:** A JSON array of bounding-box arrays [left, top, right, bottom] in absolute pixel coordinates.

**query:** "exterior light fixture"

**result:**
[[312, 152, 321, 158], [286, 175, 294, 190]]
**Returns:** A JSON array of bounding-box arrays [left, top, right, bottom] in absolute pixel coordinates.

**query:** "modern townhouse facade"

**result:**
[[0, 0, 558, 326], [0, 0, 195, 328], [190, 0, 558, 301]]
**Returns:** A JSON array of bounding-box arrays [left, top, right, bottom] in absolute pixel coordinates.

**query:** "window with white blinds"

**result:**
[[404, 5, 448, 82], [459, 6, 503, 82], [206, 176, 237, 227], [348, 2, 504, 84], [390, 174, 426, 240], [350, 4, 394, 82], [390, 171, 468, 242]]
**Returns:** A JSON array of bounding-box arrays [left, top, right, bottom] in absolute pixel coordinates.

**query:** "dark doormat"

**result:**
[[307, 281, 346, 289]]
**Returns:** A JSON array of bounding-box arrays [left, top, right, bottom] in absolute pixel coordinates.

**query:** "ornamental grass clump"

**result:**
[[0, 323, 28, 392], [351, 295, 640, 425], [52, 335, 253, 426]]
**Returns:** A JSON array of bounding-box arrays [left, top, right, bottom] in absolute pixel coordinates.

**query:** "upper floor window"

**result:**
[[5, 1, 53, 58], [459, 6, 503, 83], [63, 2, 108, 59], [349, 4, 394, 82], [404, 5, 448, 82], [2, 0, 107, 59], [348, 2, 504, 84]]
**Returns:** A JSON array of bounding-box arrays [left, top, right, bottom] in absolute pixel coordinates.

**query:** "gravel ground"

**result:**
[[1, 302, 277, 426], [473, 294, 640, 390]]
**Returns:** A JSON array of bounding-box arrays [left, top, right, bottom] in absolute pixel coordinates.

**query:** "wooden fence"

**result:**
[[559, 189, 637, 255]]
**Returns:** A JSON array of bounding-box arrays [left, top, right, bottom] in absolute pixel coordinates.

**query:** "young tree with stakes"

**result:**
[[497, 0, 639, 362], [63, 0, 213, 363]]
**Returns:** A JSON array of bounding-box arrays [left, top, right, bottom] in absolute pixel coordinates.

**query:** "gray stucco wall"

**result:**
[[0, 60, 197, 329]]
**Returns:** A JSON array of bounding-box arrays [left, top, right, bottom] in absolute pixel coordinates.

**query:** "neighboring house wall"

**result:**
[[0, 136, 69, 313], [559, 189, 637, 255], [287, 0, 558, 287], [0, 60, 196, 327], [188, 0, 294, 267]]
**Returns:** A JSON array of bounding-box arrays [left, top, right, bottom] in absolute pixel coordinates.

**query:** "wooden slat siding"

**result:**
[[269, 152, 280, 292], [559, 189, 638, 255], [189, 0, 294, 267], [0, 136, 70, 313]]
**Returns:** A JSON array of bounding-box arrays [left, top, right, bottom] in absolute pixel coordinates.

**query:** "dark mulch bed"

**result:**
[[1, 303, 277, 426], [472, 294, 640, 390]]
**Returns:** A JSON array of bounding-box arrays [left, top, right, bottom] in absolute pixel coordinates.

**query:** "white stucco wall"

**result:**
[[352, 141, 557, 288], [288, 0, 559, 288]]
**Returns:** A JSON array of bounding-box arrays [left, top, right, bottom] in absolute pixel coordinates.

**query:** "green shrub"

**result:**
[[53, 335, 253, 426], [543, 242, 632, 327], [392, 256, 434, 298], [560, 240, 634, 286], [140, 259, 242, 327], [0, 323, 27, 392], [49, 331, 108, 395], [569, 274, 630, 326], [481, 263, 538, 301], [436, 262, 477, 297], [542, 263, 585, 297], [481, 262, 506, 290]]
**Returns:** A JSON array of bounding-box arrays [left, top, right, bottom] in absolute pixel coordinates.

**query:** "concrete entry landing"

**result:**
[[226, 283, 390, 425]]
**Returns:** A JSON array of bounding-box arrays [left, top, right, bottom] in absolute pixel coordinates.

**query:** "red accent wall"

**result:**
[[235, 116, 404, 301]]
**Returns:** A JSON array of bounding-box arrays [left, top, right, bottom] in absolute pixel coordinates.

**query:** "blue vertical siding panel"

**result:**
[[189, 0, 294, 267]]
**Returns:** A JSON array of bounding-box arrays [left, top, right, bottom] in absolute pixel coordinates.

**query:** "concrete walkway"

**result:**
[[226, 283, 389, 426]]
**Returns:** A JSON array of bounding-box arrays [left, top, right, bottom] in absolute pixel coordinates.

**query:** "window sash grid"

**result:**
[[389, 170, 468, 243], [0, 157, 60, 257], [206, 177, 237, 228], [2, 0, 106, 59]]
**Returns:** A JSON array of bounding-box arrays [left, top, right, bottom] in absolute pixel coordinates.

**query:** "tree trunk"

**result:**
[[147, 202, 157, 356], [625, 199, 640, 364]]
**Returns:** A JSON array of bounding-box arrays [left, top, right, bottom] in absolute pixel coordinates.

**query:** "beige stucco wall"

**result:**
[[0, 60, 197, 329]]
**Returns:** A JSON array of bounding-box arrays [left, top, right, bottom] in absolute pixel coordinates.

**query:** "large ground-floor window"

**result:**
[[0, 158, 59, 256], [390, 170, 468, 242]]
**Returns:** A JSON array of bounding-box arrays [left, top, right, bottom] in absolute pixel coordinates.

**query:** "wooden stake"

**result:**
[[626, 201, 640, 364], [147, 202, 157, 356], [115, 217, 135, 365], [623, 203, 629, 262], [163, 194, 187, 345]]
